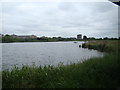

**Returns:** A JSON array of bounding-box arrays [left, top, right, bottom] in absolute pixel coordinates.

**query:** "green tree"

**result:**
[[2, 35, 14, 43]]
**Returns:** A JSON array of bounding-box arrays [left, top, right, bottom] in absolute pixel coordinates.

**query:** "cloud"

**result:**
[[1, 2, 118, 38]]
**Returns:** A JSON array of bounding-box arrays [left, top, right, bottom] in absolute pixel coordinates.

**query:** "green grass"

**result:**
[[2, 40, 120, 88], [82, 40, 118, 52]]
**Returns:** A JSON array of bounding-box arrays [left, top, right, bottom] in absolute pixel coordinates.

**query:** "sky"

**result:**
[[1, 1, 118, 38]]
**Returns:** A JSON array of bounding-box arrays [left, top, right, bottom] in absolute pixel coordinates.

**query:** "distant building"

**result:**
[[11, 34, 37, 39], [11, 34, 17, 38], [70, 37, 76, 39], [77, 34, 82, 39]]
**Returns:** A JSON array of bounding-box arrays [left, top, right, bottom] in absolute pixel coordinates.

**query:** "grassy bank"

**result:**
[[2, 40, 120, 88]]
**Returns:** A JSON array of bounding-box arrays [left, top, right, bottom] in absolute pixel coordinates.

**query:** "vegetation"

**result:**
[[82, 40, 118, 52], [1, 34, 119, 43], [1, 35, 77, 43], [2, 40, 120, 88]]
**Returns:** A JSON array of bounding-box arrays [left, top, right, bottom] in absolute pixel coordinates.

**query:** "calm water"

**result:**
[[2, 41, 104, 70]]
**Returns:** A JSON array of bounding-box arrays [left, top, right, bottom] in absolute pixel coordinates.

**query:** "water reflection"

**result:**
[[2, 41, 104, 70]]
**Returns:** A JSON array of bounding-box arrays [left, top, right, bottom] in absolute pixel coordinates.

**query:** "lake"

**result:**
[[2, 41, 104, 70]]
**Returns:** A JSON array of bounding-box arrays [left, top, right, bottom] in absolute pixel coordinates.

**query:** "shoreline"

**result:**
[[2, 40, 119, 88]]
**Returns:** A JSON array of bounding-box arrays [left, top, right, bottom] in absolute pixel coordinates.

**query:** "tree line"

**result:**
[[0, 34, 119, 43], [1, 34, 77, 43]]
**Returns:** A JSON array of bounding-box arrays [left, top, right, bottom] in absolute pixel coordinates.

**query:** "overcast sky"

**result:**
[[1, 1, 118, 38]]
